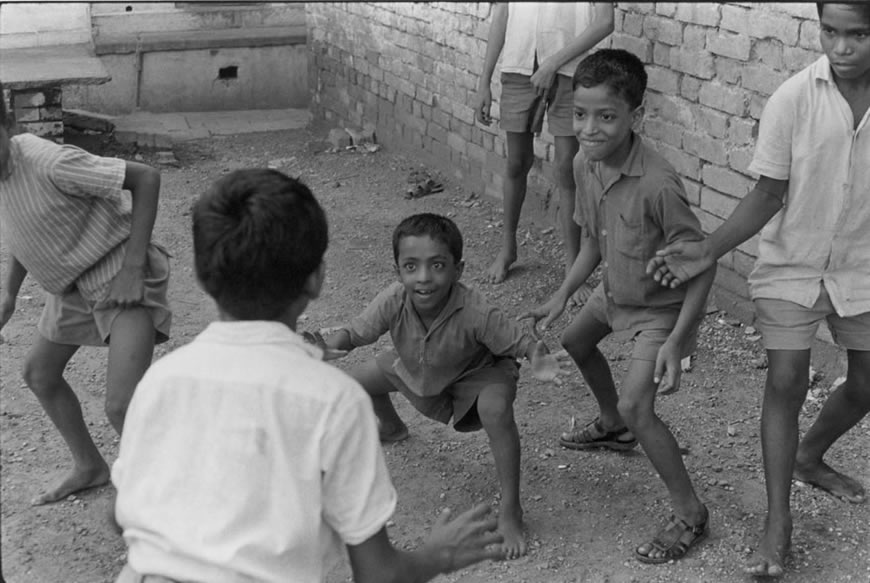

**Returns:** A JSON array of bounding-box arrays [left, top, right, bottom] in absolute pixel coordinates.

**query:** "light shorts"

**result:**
[[499, 72, 575, 136], [581, 283, 699, 362], [375, 350, 519, 432], [116, 564, 181, 583], [38, 244, 172, 347], [754, 283, 870, 351]]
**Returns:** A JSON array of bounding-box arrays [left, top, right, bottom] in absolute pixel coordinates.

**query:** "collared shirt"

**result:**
[[0, 133, 131, 301], [501, 3, 595, 78], [748, 56, 870, 317], [113, 321, 397, 583], [574, 133, 705, 334], [346, 281, 536, 397]]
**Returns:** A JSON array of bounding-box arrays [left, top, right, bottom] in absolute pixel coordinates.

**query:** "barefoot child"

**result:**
[[322, 213, 570, 560], [647, 3, 870, 577], [0, 83, 171, 505], [112, 170, 504, 583], [521, 49, 715, 564]]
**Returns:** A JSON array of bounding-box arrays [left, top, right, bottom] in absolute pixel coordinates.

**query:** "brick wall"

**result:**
[[9, 88, 64, 142], [306, 2, 824, 302]]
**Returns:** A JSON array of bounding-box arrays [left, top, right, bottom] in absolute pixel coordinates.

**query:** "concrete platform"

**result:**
[[1, 44, 110, 90], [111, 108, 312, 148]]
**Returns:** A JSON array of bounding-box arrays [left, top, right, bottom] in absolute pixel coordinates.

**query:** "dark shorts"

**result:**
[[581, 283, 698, 361], [499, 72, 575, 137], [375, 351, 519, 432], [38, 244, 172, 347]]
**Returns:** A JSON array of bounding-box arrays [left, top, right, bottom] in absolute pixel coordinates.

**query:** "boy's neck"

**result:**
[[216, 298, 309, 332]]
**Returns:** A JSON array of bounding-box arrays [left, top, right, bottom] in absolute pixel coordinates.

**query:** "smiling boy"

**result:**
[[324, 213, 569, 560], [646, 3, 870, 577], [521, 49, 716, 564]]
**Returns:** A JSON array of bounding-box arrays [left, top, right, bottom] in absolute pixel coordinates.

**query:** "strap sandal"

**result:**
[[405, 177, 445, 199], [559, 416, 638, 451], [635, 508, 709, 564]]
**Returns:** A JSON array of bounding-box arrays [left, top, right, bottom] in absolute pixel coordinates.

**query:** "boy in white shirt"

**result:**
[[112, 169, 503, 583]]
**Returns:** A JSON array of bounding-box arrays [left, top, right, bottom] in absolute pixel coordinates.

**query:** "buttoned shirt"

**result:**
[[574, 133, 705, 334], [113, 321, 397, 583], [501, 3, 595, 78], [748, 56, 870, 317], [0, 133, 131, 301], [346, 281, 536, 397]]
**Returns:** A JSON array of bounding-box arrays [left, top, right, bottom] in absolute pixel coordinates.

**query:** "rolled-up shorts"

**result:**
[[375, 350, 519, 432], [581, 283, 699, 361], [754, 283, 870, 351], [499, 72, 575, 136], [38, 243, 172, 347], [116, 564, 184, 583]]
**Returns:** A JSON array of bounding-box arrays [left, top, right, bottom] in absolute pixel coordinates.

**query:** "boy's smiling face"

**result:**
[[395, 235, 463, 318], [819, 4, 870, 81], [572, 83, 641, 166]]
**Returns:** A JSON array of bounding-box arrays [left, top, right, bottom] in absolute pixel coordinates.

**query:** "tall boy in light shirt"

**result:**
[[475, 3, 614, 301], [647, 3, 870, 578]]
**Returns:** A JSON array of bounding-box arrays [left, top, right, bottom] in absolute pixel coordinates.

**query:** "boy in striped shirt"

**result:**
[[0, 84, 172, 505]]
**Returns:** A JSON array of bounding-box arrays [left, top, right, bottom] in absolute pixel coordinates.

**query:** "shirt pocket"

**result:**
[[612, 212, 647, 260]]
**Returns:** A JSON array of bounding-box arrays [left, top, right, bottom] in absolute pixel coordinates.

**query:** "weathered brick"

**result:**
[[714, 58, 743, 85], [13, 90, 46, 108], [684, 131, 728, 165], [671, 48, 714, 79], [701, 186, 740, 220], [742, 64, 790, 97], [702, 164, 754, 198], [682, 178, 701, 206], [752, 40, 783, 70], [652, 42, 671, 67], [728, 117, 757, 146], [447, 131, 466, 155], [706, 30, 751, 61], [657, 143, 701, 180], [622, 11, 644, 36], [643, 15, 683, 46], [749, 93, 768, 120], [611, 33, 652, 61], [694, 106, 729, 139], [13, 107, 40, 123], [642, 118, 684, 148], [773, 3, 817, 19], [647, 65, 680, 95], [799, 20, 820, 51], [680, 75, 702, 102], [645, 92, 695, 128], [720, 4, 750, 35], [674, 3, 719, 26], [728, 146, 755, 174], [683, 25, 707, 51], [749, 10, 800, 45], [467, 142, 486, 164], [784, 46, 820, 73], [655, 3, 677, 18], [699, 82, 748, 116], [628, 3, 656, 15]]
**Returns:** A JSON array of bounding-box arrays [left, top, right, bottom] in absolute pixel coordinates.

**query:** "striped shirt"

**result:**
[[0, 133, 131, 301]]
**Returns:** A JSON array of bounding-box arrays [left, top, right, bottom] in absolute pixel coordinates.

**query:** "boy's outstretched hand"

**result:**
[[518, 295, 568, 334], [645, 239, 712, 289], [529, 341, 572, 385], [302, 330, 348, 361], [425, 504, 504, 572]]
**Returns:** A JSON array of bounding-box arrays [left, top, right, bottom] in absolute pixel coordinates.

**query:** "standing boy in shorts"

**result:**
[[323, 213, 570, 560], [475, 2, 614, 299], [0, 84, 171, 505], [112, 170, 503, 583], [646, 3, 870, 577], [522, 49, 716, 564]]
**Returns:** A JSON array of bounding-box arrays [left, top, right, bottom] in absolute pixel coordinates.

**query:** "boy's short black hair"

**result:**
[[392, 213, 463, 264], [193, 169, 328, 320], [572, 49, 648, 110], [817, 2, 870, 24]]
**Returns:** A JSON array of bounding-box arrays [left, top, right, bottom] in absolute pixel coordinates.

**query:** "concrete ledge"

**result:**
[[1, 44, 110, 90], [94, 25, 307, 56]]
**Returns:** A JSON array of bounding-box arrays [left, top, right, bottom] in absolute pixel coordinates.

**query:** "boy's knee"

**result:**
[[477, 390, 515, 426], [561, 333, 592, 364], [616, 397, 649, 427], [21, 358, 59, 395], [505, 153, 534, 178]]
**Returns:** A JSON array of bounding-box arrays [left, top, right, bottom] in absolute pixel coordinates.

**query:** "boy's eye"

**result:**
[[601, 113, 614, 122], [433, 262, 445, 270], [574, 111, 586, 119], [403, 263, 416, 272]]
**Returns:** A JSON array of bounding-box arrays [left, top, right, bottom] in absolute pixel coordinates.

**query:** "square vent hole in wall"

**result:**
[[219, 66, 239, 81]]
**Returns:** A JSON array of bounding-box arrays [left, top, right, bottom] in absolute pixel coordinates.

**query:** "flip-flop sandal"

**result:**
[[405, 178, 445, 199], [559, 417, 638, 451], [635, 508, 709, 564]]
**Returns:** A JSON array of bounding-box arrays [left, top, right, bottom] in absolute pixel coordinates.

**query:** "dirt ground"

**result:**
[[1, 123, 868, 583]]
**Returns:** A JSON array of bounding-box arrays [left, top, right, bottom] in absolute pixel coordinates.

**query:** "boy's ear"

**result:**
[[632, 104, 645, 129], [455, 260, 465, 280], [303, 261, 326, 301]]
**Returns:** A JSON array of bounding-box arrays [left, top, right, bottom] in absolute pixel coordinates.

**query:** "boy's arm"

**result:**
[[520, 233, 601, 332], [106, 161, 161, 307], [647, 176, 787, 288], [347, 506, 503, 583], [474, 3, 508, 125], [0, 255, 27, 330], [531, 3, 615, 93], [653, 264, 717, 393]]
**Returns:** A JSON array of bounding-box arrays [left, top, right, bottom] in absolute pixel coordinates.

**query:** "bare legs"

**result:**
[[747, 348, 870, 577], [25, 308, 155, 505]]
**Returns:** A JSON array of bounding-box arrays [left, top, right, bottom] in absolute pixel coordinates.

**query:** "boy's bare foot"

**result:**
[[568, 282, 594, 307], [744, 518, 791, 578], [794, 459, 866, 503], [498, 506, 526, 560], [31, 463, 111, 506], [484, 250, 516, 284]]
